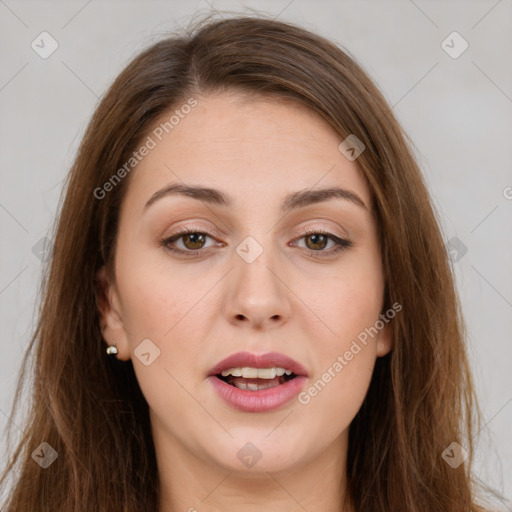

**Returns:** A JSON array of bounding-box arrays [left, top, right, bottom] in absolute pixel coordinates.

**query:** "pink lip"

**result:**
[[208, 351, 308, 413], [208, 351, 308, 377], [209, 374, 308, 412]]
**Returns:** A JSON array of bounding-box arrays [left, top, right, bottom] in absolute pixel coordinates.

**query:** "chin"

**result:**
[[203, 431, 310, 475]]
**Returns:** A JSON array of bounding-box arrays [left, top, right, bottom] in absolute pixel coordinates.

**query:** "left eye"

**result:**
[[291, 230, 353, 257], [295, 232, 340, 251]]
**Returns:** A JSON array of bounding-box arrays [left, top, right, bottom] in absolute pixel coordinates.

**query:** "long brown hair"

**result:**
[[1, 13, 489, 511]]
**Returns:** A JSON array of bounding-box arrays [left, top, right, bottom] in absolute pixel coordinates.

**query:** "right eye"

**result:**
[[161, 229, 221, 256]]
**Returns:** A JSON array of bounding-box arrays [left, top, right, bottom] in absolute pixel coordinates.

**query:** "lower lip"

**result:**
[[208, 375, 308, 412]]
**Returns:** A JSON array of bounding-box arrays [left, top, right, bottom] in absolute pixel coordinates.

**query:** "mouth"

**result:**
[[208, 352, 308, 412]]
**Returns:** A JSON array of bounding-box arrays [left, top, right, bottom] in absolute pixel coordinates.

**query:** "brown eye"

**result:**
[[181, 233, 207, 250], [293, 230, 353, 258], [162, 229, 217, 255], [304, 233, 329, 251]]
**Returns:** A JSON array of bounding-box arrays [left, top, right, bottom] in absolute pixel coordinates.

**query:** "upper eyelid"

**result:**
[[165, 226, 347, 240], [164, 220, 349, 238]]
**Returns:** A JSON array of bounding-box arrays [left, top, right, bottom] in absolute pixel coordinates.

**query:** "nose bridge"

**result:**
[[224, 231, 291, 327]]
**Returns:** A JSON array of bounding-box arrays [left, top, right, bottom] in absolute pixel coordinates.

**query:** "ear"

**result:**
[[94, 265, 131, 361], [376, 315, 394, 357]]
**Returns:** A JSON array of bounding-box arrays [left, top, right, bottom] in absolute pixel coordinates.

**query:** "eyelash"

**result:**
[[161, 227, 353, 259]]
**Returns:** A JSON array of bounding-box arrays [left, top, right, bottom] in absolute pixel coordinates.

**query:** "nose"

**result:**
[[222, 241, 291, 330]]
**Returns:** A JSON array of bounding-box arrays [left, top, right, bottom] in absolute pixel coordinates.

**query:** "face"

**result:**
[[96, 91, 393, 475]]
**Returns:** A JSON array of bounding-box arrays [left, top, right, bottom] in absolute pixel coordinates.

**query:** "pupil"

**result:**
[[185, 233, 205, 250], [307, 234, 326, 250]]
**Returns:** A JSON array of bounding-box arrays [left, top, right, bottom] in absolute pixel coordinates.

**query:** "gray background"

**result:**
[[1, 0, 511, 507]]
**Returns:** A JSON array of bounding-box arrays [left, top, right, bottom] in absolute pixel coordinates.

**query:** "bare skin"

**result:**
[[96, 91, 393, 512]]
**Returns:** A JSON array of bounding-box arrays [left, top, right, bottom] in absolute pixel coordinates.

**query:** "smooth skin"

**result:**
[[96, 91, 393, 512]]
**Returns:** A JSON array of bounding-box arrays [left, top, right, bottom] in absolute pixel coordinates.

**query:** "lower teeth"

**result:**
[[220, 375, 293, 391], [234, 381, 279, 391]]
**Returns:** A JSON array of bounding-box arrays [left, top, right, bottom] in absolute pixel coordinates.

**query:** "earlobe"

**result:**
[[94, 265, 131, 361], [376, 322, 394, 357]]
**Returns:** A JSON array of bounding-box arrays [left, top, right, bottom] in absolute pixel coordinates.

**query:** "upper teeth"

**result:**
[[220, 367, 293, 379]]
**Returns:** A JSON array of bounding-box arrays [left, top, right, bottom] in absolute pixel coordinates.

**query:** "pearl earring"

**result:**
[[106, 343, 118, 355]]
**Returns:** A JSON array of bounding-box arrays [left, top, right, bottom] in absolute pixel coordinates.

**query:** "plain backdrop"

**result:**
[[1, 0, 511, 507]]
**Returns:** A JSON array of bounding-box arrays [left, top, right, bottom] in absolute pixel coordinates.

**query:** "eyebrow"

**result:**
[[144, 183, 368, 213]]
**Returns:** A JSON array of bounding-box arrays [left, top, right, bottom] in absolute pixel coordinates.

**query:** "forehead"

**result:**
[[123, 92, 372, 211]]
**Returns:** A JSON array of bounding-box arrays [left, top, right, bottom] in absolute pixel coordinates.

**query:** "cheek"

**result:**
[[299, 283, 379, 435], [298, 250, 382, 422], [114, 239, 206, 341], [310, 249, 384, 344], [114, 249, 216, 391], [300, 345, 376, 445], [116, 264, 210, 418]]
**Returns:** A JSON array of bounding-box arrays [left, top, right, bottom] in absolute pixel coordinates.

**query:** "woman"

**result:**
[[0, 14, 492, 511]]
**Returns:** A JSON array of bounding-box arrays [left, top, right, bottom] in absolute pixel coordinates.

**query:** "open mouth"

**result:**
[[209, 358, 308, 412], [216, 369, 298, 391]]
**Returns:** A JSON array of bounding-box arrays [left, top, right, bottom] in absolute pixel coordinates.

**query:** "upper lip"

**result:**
[[209, 351, 308, 377]]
